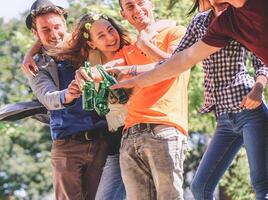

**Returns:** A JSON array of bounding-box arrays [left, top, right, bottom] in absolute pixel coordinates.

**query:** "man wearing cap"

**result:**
[[23, 0, 108, 199]]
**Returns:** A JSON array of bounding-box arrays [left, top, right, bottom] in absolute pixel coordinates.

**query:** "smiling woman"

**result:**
[[51, 13, 131, 67], [87, 18, 122, 63]]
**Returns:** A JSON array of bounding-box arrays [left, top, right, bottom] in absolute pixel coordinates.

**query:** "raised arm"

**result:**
[[105, 62, 156, 81], [136, 21, 185, 62], [147, 19, 176, 33], [21, 40, 42, 76]]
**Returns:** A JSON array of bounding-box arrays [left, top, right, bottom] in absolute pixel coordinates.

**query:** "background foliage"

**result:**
[[0, 0, 266, 199]]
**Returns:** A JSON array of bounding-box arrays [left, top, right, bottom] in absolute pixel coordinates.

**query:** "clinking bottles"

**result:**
[[82, 62, 128, 116], [96, 65, 129, 104]]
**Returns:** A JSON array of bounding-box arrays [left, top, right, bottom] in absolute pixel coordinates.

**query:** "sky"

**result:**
[[0, 0, 69, 23]]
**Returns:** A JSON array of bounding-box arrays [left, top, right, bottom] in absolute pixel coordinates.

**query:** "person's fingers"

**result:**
[[104, 66, 114, 72], [91, 67, 103, 82], [71, 79, 78, 85], [79, 80, 86, 90], [75, 69, 88, 83], [249, 101, 259, 110], [69, 80, 81, 90], [105, 66, 126, 76], [28, 65, 38, 77], [105, 67, 118, 74], [254, 101, 262, 108], [70, 79, 76, 84], [72, 85, 82, 94], [74, 73, 82, 89], [21, 56, 39, 76], [81, 69, 91, 81], [110, 80, 133, 89], [245, 101, 261, 110], [246, 103, 255, 109], [68, 87, 82, 96], [112, 58, 125, 66], [31, 61, 39, 73], [76, 68, 91, 81], [71, 92, 82, 97], [77, 79, 85, 91], [69, 85, 82, 94], [103, 58, 125, 68], [67, 92, 81, 99], [239, 96, 247, 108], [243, 97, 252, 109], [151, 33, 158, 44], [245, 101, 253, 109], [21, 64, 36, 77], [72, 82, 81, 91], [110, 83, 123, 89], [243, 97, 261, 109], [117, 73, 132, 82], [117, 73, 124, 82], [75, 72, 87, 90]]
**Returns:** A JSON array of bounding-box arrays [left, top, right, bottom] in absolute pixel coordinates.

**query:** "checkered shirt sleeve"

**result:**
[[252, 54, 268, 80]]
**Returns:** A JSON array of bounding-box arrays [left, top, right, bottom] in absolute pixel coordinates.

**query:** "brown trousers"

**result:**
[[51, 137, 108, 200]]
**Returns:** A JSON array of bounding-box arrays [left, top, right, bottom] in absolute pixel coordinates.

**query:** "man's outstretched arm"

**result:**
[[112, 40, 221, 90]]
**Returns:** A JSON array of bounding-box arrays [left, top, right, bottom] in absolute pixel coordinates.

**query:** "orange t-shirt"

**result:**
[[114, 26, 190, 135]]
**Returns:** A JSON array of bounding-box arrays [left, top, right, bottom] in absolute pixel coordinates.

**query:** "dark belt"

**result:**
[[127, 123, 157, 134], [63, 129, 104, 142]]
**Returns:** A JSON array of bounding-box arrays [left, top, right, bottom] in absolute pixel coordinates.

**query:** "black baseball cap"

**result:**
[[25, 0, 67, 29]]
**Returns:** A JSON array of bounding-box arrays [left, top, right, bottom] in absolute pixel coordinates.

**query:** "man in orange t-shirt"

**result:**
[[75, 1, 190, 198], [115, 0, 190, 199]]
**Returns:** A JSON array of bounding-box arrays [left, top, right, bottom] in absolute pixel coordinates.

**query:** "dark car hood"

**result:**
[[0, 100, 49, 124]]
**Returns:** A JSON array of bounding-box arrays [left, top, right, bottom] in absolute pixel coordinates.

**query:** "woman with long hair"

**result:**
[[54, 13, 132, 68]]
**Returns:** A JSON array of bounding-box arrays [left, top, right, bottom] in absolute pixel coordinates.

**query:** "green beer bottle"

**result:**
[[94, 81, 110, 116], [82, 62, 96, 111], [96, 65, 129, 104]]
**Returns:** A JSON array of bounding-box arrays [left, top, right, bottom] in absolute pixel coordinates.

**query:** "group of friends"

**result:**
[[21, 0, 268, 199]]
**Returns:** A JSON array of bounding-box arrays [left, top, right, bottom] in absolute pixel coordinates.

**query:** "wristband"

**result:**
[[127, 65, 137, 76]]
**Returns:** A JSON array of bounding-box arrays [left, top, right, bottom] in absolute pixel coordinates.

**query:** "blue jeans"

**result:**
[[120, 124, 187, 200], [95, 154, 126, 200], [191, 104, 268, 200]]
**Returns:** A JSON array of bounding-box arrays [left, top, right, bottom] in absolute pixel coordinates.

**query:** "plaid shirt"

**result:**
[[171, 10, 268, 116]]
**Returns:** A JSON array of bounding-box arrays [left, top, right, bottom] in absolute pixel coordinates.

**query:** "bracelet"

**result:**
[[127, 65, 137, 76]]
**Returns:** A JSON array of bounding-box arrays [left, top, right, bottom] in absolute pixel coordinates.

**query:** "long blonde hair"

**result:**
[[50, 13, 132, 68]]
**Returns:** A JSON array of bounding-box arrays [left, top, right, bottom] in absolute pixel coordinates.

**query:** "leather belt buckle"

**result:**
[[137, 123, 151, 131], [129, 123, 151, 134]]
